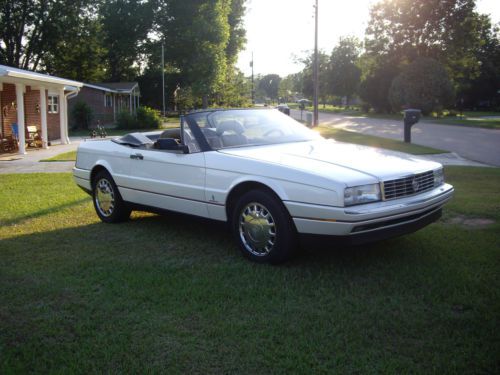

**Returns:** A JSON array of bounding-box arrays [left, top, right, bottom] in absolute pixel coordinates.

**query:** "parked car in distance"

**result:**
[[276, 104, 290, 115], [73, 108, 454, 264]]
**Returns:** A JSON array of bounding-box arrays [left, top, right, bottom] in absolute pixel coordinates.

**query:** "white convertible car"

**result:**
[[73, 108, 454, 263]]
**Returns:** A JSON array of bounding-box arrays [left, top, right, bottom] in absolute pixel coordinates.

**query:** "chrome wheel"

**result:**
[[95, 178, 115, 217], [239, 202, 276, 256]]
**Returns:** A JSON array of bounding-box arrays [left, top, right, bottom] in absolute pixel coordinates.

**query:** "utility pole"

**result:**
[[313, 0, 319, 127], [251, 52, 254, 106], [161, 43, 165, 116]]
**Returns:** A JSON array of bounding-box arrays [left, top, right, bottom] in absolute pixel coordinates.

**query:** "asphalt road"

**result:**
[[291, 110, 500, 166]]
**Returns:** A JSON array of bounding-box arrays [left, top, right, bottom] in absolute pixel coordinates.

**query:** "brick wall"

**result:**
[[1, 83, 17, 137], [24, 86, 41, 130], [68, 86, 114, 127]]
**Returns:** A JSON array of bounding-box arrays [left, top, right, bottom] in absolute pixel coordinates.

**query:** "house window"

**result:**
[[104, 94, 113, 107], [48, 95, 59, 114]]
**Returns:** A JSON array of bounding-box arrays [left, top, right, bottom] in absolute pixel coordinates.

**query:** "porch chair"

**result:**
[[26, 126, 42, 148]]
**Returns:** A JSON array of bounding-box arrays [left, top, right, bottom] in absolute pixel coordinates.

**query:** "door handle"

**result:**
[[130, 153, 143, 160]]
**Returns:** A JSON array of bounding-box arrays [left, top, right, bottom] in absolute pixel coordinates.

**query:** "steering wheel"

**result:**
[[263, 128, 285, 137]]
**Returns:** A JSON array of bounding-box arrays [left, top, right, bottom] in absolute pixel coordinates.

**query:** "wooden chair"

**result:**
[[26, 126, 42, 148]]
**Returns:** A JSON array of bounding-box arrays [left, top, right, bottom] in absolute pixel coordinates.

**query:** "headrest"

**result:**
[[216, 120, 245, 136]]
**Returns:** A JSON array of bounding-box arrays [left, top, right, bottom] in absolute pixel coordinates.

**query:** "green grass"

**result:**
[[318, 126, 447, 154], [0, 169, 499, 373], [426, 116, 500, 129], [39, 150, 77, 162]]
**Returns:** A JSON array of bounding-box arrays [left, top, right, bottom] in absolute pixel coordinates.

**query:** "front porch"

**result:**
[[0, 65, 83, 154]]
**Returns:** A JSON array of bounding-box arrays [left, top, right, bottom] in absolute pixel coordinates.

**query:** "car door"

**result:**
[[119, 147, 208, 218]]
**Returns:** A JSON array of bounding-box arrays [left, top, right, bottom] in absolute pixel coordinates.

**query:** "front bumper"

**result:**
[[284, 183, 453, 242]]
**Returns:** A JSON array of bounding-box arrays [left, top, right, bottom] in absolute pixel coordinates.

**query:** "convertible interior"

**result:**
[[112, 119, 252, 153]]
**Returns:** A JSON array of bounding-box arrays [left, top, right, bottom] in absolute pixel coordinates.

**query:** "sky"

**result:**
[[236, 0, 500, 77]]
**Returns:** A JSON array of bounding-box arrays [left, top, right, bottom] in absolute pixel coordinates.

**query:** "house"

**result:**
[[68, 82, 140, 127], [0, 64, 83, 154]]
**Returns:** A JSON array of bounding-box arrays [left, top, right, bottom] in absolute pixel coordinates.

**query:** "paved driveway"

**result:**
[[292, 110, 500, 166], [0, 138, 81, 174]]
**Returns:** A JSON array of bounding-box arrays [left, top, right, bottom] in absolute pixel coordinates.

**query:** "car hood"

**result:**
[[217, 139, 440, 182]]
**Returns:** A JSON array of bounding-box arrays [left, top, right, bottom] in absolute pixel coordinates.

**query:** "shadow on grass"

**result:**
[[1, 197, 91, 227], [2, 205, 412, 272]]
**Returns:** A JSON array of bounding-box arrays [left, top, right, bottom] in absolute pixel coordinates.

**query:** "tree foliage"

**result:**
[[258, 74, 281, 101], [358, 64, 400, 113], [0, 0, 90, 70], [100, 0, 154, 81], [328, 37, 361, 102], [389, 58, 454, 115]]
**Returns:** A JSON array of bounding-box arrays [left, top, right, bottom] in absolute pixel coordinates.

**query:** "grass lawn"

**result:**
[[39, 150, 77, 162], [425, 116, 500, 129], [318, 126, 447, 154], [0, 168, 499, 373]]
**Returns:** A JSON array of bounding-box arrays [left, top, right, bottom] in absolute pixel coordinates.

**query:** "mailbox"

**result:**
[[403, 109, 421, 143]]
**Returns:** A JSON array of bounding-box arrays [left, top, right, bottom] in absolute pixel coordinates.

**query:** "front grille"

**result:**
[[383, 170, 435, 200]]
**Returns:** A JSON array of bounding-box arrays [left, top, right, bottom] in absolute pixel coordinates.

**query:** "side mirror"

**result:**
[[155, 138, 189, 153]]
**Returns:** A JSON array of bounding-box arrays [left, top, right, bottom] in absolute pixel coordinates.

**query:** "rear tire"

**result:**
[[92, 170, 131, 223], [232, 190, 297, 264]]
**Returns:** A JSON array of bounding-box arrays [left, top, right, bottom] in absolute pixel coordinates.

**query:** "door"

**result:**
[[119, 148, 208, 218]]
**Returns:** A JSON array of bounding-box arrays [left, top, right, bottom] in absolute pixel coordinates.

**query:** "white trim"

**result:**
[[39, 87, 48, 148], [59, 88, 67, 144], [84, 83, 116, 93], [0, 64, 82, 87], [48, 94, 59, 114], [15, 83, 26, 154]]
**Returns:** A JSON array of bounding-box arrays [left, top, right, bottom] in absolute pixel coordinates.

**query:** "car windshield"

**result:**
[[188, 109, 321, 150]]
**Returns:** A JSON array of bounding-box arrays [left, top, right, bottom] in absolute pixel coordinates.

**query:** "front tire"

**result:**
[[232, 190, 297, 264], [92, 170, 131, 223]]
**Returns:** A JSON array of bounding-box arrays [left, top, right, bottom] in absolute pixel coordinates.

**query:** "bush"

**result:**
[[71, 101, 93, 130], [136, 106, 161, 129], [389, 58, 455, 115], [116, 111, 138, 129]]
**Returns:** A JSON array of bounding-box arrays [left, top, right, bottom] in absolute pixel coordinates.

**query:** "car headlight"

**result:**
[[433, 168, 444, 187], [344, 183, 381, 206]]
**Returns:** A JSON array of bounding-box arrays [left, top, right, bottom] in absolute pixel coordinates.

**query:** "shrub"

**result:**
[[136, 106, 161, 129], [116, 111, 138, 129], [71, 101, 93, 130]]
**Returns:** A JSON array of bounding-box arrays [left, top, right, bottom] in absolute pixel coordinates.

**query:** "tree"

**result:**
[[225, 0, 246, 66], [359, 64, 400, 113], [100, 0, 154, 81], [365, 0, 485, 90], [299, 51, 330, 106], [42, 15, 107, 82], [258, 74, 281, 102], [155, 0, 232, 106], [0, 0, 91, 70], [460, 16, 500, 108], [328, 37, 361, 104], [389, 58, 454, 115], [278, 75, 295, 103]]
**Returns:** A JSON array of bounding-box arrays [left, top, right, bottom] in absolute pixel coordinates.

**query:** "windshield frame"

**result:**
[[184, 108, 321, 151]]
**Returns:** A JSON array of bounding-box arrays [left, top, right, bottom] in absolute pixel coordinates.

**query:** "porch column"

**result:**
[[129, 93, 133, 115], [15, 83, 26, 154], [59, 88, 68, 144], [39, 87, 48, 148], [113, 93, 116, 122]]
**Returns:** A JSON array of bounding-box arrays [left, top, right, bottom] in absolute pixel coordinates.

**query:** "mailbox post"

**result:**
[[403, 109, 421, 143]]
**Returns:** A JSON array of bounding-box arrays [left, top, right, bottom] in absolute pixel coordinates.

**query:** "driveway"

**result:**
[[291, 110, 500, 166], [0, 138, 81, 174]]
